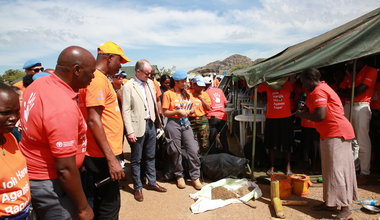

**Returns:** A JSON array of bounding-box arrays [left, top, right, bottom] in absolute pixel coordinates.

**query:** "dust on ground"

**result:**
[[119, 135, 380, 219], [119, 175, 380, 220]]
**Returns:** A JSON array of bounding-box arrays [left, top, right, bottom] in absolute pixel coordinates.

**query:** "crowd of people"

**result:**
[[0, 39, 378, 220], [0, 42, 228, 219]]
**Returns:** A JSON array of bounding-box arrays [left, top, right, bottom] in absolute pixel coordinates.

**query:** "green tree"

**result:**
[[158, 66, 175, 77], [0, 69, 25, 84]]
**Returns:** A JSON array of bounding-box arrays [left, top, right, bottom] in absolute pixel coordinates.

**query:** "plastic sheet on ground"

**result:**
[[189, 178, 262, 214]]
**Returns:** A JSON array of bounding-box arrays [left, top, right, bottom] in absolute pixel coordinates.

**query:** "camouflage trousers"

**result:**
[[189, 115, 210, 154]]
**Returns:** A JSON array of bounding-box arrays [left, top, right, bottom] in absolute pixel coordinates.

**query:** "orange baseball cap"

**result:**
[[98, 41, 131, 64]]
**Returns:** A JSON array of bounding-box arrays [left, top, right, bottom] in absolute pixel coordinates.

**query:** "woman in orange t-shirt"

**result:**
[[296, 68, 357, 220], [188, 75, 211, 154], [0, 83, 31, 219], [162, 70, 203, 190]]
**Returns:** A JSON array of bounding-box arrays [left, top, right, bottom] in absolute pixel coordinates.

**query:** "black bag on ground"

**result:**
[[201, 153, 248, 181], [244, 137, 268, 169]]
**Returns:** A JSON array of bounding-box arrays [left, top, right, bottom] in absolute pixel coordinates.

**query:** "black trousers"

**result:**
[[301, 127, 320, 167], [208, 117, 229, 153], [83, 155, 123, 220]]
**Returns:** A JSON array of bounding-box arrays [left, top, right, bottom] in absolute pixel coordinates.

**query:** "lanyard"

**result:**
[[174, 91, 189, 126], [174, 91, 189, 110]]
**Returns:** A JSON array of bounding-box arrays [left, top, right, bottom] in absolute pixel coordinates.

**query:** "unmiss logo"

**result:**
[[56, 142, 63, 148]]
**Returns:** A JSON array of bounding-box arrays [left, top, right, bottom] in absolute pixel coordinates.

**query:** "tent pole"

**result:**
[[251, 86, 258, 180], [349, 60, 357, 123], [234, 77, 238, 111]]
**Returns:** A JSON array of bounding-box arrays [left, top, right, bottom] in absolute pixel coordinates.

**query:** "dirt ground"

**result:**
[[119, 140, 380, 220], [118, 174, 380, 220]]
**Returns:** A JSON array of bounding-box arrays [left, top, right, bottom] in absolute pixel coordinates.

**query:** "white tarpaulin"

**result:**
[[189, 178, 262, 214]]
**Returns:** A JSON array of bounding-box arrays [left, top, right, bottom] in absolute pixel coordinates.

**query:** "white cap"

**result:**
[[204, 76, 212, 84]]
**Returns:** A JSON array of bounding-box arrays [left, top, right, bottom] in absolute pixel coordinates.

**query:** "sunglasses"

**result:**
[[29, 67, 44, 73]]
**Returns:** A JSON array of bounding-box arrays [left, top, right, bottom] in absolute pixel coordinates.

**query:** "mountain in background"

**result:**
[[189, 54, 264, 75]]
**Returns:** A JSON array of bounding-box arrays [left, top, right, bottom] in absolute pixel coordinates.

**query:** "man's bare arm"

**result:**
[[87, 106, 125, 181], [55, 156, 93, 220]]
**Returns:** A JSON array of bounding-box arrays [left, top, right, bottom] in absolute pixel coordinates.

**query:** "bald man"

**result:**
[[19, 46, 95, 220]]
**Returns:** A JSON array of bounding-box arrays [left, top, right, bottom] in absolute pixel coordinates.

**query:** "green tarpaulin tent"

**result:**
[[232, 7, 380, 179], [235, 7, 380, 87]]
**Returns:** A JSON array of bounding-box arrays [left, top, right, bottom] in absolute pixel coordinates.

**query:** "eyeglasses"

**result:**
[[138, 69, 151, 75], [29, 67, 44, 73]]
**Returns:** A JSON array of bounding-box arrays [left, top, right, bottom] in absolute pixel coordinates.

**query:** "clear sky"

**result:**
[[0, 0, 378, 74]]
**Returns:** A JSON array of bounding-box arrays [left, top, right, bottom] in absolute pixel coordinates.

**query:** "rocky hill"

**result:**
[[189, 54, 261, 74]]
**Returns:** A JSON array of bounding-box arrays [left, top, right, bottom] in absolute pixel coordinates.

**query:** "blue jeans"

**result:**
[[130, 120, 157, 190], [0, 204, 30, 220]]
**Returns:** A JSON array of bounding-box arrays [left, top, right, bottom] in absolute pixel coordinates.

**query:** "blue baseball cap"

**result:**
[[172, 70, 187, 81], [115, 71, 127, 77], [193, 75, 205, 87], [23, 59, 42, 69], [32, 72, 50, 81]]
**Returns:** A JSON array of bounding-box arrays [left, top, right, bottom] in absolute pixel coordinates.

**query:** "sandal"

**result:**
[[334, 208, 352, 220]]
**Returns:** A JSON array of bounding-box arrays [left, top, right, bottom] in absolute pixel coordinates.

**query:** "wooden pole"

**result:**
[[349, 60, 357, 123], [272, 197, 285, 219], [251, 86, 258, 180], [271, 180, 280, 199]]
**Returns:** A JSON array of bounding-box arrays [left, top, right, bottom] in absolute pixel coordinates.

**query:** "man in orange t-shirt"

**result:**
[[78, 41, 130, 219], [0, 83, 31, 219], [188, 75, 211, 154], [258, 79, 294, 176], [339, 59, 377, 177], [19, 47, 95, 219]]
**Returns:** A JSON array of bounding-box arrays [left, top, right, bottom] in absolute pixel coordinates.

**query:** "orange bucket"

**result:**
[[290, 174, 312, 196], [271, 174, 292, 199]]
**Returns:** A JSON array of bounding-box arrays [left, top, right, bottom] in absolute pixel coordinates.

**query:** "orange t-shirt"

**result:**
[[154, 80, 162, 100], [19, 73, 87, 180], [162, 89, 191, 119], [339, 65, 378, 103], [258, 80, 293, 119], [188, 89, 211, 117], [371, 81, 380, 110], [78, 70, 123, 157], [0, 133, 31, 217], [306, 81, 355, 140], [12, 80, 25, 91], [213, 77, 220, 88]]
